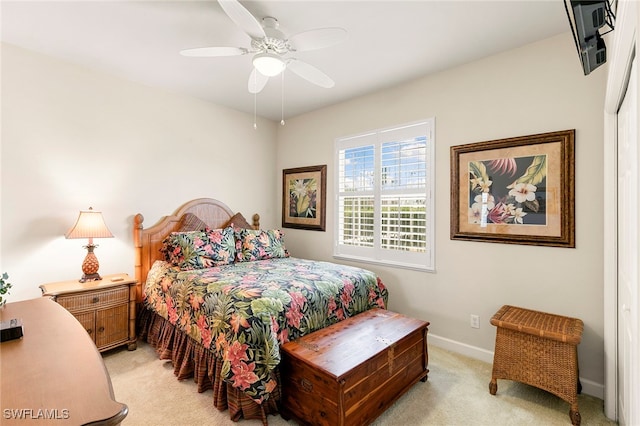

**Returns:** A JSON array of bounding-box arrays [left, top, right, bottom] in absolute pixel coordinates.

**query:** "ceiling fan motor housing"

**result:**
[[251, 17, 290, 54]]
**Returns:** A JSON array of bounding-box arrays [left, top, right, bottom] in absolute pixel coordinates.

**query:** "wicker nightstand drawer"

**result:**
[[40, 274, 137, 352], [56, 286, 129, 312]]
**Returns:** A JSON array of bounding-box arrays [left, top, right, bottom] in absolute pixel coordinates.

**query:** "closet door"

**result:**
[[617, 56, 637, 426]]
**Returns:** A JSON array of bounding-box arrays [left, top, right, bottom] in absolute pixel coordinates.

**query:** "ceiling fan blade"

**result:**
[[288, 27, 347, 52], [287, 59, 335, 88], [180, 47, 248, 57], [218, 0, 265, 40], [248, 68, 269, 94]]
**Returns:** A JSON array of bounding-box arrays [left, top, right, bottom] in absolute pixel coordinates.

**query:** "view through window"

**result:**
[[334, 119, 434, 271]]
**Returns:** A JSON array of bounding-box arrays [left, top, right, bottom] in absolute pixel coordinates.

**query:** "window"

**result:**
[[334, 119, 435, 271]]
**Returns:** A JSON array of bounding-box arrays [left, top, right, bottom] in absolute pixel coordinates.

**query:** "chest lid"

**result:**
[[282, 308, 427, 379]]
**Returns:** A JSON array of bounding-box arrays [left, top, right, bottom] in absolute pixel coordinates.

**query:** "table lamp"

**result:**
[[65, 207, 114, 283]]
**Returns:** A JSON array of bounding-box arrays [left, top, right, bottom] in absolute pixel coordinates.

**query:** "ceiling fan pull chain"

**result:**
[[281, 72, 285, 126], [253, 71, 258, 130]]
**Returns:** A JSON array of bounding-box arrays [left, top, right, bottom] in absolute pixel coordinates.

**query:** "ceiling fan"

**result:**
[[180, 0, 347, 94]]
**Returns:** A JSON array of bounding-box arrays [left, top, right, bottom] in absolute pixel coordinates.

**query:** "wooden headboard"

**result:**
[[133, 198, 259, 302]]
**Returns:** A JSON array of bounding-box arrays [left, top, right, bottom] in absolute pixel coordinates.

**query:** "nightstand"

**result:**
[[40, 273, 137, 352]]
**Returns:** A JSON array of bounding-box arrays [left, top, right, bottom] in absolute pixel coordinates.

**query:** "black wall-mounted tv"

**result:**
[[565, 0, 615, 75]]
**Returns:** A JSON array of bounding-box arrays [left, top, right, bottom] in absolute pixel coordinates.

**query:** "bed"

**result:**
[[134, 198, 389, 424]]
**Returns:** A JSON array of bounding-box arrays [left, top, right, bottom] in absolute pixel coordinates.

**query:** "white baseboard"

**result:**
[[428, 333, 604, 400], [428, 333, 495, 364], [578, 378, 605, 401]]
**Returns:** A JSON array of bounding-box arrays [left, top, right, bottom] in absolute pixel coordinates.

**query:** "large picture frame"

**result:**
[[282, 165, 327, 231], [450, 129, 575, 247]]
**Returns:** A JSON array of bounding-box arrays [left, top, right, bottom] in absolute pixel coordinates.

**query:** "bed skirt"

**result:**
[[137, 307, 280, 425]]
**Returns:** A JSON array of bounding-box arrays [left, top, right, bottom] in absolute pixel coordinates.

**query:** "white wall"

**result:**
[[276, 33, 608, 395], [0, 43, 278, 302]]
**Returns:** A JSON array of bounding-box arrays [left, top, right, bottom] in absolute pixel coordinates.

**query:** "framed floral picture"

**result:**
[[450, 129, 575, 247], [282, 165, 327, 231]]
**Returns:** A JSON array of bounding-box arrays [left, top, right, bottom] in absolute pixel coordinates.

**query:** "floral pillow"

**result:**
[[235, 228, 290, 262], [161, 227, 236, 269], [205, 227, 237, 264]]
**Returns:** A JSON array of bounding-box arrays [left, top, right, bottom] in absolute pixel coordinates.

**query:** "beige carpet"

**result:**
[[103, 341, 615, 426]]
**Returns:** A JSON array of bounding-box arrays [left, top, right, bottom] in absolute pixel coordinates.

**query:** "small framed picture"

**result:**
[[282, 165, 327, 231]]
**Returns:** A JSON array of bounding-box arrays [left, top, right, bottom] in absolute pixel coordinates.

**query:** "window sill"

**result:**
[[332, 254, 435, 273]]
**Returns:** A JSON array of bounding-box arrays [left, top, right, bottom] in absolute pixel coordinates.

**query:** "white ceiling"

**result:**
[[1, 1, 572, 122]]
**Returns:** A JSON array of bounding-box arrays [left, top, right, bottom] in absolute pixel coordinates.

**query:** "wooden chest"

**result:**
[[280, 308, 429, 426]]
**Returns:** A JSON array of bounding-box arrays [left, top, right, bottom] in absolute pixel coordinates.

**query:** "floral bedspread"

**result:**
[[144, 257, 388, 403]]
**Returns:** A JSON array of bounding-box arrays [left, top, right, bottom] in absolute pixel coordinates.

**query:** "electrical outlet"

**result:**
[[470, 314, 480, 329]]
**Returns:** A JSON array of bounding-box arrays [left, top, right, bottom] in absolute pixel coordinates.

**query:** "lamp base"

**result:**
[[79, 273, 102, 283], [79, 244, 102, 283]]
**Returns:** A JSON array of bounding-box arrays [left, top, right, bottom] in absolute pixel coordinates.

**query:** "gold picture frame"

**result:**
[[450, 129, 575, 247], [282, 165, 327, 231]]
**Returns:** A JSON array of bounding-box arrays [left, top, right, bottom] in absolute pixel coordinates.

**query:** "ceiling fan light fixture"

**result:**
[[253, 52, 286, 77]]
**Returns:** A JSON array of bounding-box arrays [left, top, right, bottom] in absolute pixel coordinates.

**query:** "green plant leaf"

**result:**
[[524, 199, 540, 213], [0, 272, 11, 296], [468, 161, 489, 182], [516, 156, 547, 186], [296, 195, 310, 216]]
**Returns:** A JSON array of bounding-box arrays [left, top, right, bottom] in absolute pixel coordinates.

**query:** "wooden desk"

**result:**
[[0, 298, 127, 425]]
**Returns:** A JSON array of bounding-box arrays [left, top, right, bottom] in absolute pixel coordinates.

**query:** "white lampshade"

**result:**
[[253, 52, 286, 77], [65, 207, 113, 240], [65, 207, 113, 283]]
